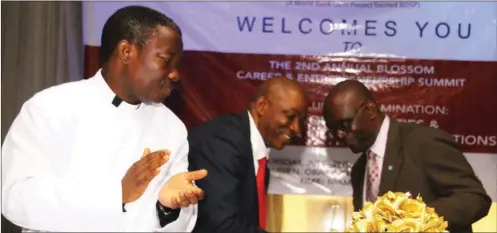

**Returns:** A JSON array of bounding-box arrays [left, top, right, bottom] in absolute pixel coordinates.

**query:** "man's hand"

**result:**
[[122, 148, 170, 203], [158, 169, 208, 209]]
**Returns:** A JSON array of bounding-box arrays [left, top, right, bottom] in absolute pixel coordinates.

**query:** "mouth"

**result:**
[[162, 85, 173, 96], [160, 79, 176, 95], [280, 133, 292, 144], [345, 139, 356, 147]]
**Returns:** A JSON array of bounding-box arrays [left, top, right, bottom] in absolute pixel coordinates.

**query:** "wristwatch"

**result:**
[[156, 201, 181, 227], [157, 202, 175, 214]]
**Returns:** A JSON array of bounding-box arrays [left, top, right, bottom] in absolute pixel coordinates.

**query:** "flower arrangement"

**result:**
[[346, 191, 448, 232]]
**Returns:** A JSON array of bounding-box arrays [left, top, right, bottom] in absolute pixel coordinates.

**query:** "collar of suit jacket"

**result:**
[[369, 116, 390, 158], [247, 111, 270, 160]]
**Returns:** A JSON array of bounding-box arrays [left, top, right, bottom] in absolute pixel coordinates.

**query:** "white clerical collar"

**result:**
[[93, 69, 142, 111]]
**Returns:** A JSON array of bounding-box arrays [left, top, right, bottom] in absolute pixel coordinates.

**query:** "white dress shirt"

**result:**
[[362, 116, 390, 205], [247, 111, 270, 175], [1, 70, 197, 232]]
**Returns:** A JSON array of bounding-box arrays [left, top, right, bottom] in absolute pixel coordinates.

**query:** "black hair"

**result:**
[[100, 5, 182, 65], [323, 79, 377, 115]]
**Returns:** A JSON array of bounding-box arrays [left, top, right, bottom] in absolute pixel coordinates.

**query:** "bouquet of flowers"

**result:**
[[346, 191, 448, 232]]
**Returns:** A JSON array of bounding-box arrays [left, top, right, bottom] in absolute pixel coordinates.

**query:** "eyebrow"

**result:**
[[285, 108, 300, 114], [158, 51, 176, 56], [287, 109, 308, 119]]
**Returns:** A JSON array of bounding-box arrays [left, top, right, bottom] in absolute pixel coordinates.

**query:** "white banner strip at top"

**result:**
[[83, 2, 497, 61]]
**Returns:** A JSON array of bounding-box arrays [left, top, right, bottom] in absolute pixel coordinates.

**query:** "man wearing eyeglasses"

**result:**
[[322, 79, 490, 233]]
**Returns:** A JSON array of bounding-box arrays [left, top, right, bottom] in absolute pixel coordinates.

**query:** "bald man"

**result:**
[[322, 80, 490, 233], [187, 77, 309, 233]]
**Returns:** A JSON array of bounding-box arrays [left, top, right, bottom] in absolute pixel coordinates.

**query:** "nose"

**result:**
[[289, 118, 302, 136], [168, 69, 180, 82]]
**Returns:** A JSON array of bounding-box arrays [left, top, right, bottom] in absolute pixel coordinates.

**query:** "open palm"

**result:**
[[159, 169, 207, 209]]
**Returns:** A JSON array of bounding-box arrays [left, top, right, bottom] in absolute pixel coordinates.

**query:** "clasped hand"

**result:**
[[122, 148, 169, 203]]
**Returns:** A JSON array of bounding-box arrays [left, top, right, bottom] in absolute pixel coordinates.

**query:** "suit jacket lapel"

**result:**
[[241, 111, 272, 195], [265, 164, 271, 192], [378, 119, 404, 195], [238, 111, 252, 147], [240, 111, 263, 213], [352, 154, 367, 210]]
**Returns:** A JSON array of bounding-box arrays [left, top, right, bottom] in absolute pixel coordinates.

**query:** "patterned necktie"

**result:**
[[365, 151, 380, 202], [256, 157, 267, 229]]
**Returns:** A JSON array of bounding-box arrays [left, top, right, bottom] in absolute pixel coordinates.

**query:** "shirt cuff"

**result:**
[[156, 200, 181, 227]]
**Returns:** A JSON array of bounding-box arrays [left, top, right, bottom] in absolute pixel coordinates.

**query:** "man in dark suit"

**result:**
[[188, 77, 309, 233], [322, 80, 491, 233]]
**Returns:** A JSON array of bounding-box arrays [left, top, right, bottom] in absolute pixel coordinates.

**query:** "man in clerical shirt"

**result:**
[[1, 5, 207, 232]]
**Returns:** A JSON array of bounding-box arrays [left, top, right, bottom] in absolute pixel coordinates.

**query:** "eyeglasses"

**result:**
[[327, 101, 367, 139]]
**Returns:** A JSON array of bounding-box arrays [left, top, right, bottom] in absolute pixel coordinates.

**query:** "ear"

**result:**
[[255, 96, 269, 116], [366, 100, 378, 119], [117, 40, 133, 65]]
